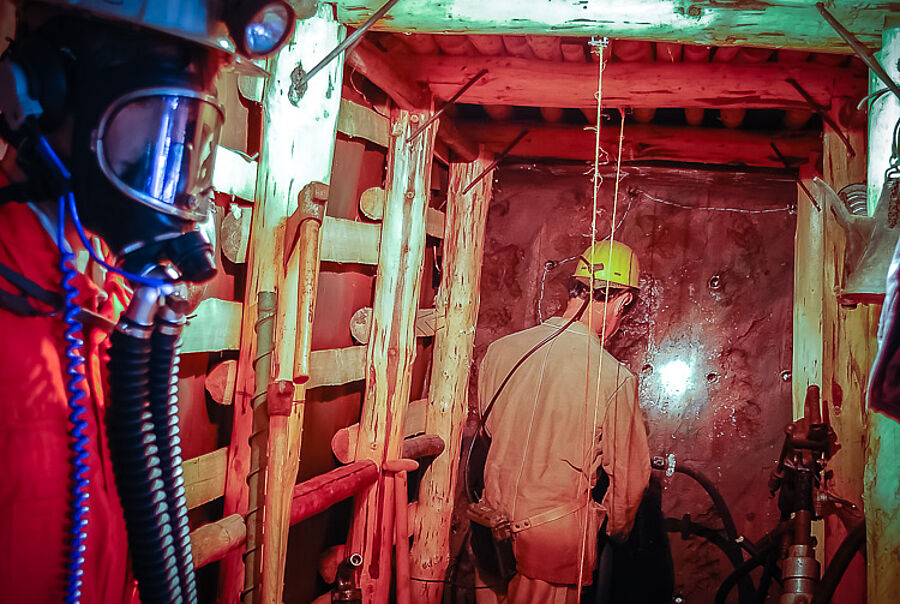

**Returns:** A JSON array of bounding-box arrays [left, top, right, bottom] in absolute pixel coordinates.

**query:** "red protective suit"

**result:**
[[0, 200, 138, 603]]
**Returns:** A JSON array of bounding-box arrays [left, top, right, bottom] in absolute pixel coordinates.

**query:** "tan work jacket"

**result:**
[[478, 317, 651, 585]]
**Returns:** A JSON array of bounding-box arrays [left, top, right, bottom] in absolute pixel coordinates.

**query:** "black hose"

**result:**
[[811, 521, 866, 604], [667, 462, 755, 604], [107, 324, 183, 603], [674, 463, 740, 545], [714, 542, 778, 604], [149, 325, 197, 604]]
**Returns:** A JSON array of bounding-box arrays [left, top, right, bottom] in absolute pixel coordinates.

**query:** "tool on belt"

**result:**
[[463, 295, 590, 586]]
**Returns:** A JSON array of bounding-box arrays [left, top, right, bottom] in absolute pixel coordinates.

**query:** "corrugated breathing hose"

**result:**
[[149, 313, 197, 604], [107, 320, 184, 603]]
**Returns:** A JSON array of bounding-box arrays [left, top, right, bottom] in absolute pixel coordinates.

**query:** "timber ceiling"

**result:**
[[358, 33, 868, 169]]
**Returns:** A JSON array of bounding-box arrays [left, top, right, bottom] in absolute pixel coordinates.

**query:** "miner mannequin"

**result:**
[[0, 1, 297, 602], [476, 240, 651, 603]]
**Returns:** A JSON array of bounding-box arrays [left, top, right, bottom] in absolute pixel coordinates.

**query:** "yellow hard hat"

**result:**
[[573, 240, 640, 289]]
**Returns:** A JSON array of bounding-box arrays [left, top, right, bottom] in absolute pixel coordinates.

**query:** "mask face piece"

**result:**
[[93, 88, 224, 222]]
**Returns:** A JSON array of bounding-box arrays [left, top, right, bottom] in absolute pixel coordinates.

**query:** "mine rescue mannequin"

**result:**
[[476, 241, 651, 603], [0, 1, 295, 602]]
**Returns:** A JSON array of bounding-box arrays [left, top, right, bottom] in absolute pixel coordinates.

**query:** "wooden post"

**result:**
[[260, 182, 328, 604], [409, 152, 494, 602], [864, 24, 900, 604], [348, 108, 438, 603], [218, 7, 345, 603], [821, 102, 870, 601]]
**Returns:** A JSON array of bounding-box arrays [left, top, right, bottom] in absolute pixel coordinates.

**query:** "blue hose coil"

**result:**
[[58, 194, 91, 604]]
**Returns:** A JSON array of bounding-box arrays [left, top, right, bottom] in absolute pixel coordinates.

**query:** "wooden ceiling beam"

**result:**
[[334, 0, 889, 52], [467, 122, 820, 168], [392, 54, 865, 109], [347, 39, 478, 161]]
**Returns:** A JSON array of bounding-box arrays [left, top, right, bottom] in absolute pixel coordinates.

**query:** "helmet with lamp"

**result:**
[[0, 0, 302, 282]]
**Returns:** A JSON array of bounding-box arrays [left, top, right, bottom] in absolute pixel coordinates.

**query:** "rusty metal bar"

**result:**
[[407, 68, 489, 143], [784, 77, 855, 157], [815, 2, 900, 102], [770, 142, 820, 211], [462, 129, 529, 194]]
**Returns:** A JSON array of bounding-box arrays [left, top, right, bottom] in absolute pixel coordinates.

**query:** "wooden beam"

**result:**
[[349, 109, 438, 603], [219, 8, 346, 604], [350, 307, 442, 345], [338, 98, 390, 147], [183, 447, 228, 509], [307, 346, 368, 389], [864, 25, 900, 604], [470, 122, 820, 167], [334, 1, 889, 52], [821, 112, 869, 603], [347, 38, 478, 161], [213, 146, 258, 201], [393, 55, 866, 110], [192, 514, 247, 569], [332, 398, 429, 464], [181, 299, 242, 354], [291, 461, 379, 525], [357, 187, 445, 238], [206, 360, 238, 405], [320, 216, 381, 264], [410, 152, 493, 602]]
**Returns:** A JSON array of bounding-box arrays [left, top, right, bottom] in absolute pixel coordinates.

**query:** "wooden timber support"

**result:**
[[410, 152, 494, 601], [219, 8, 345, 604], [260, 180, 329, 604], [333, 0, 889, 51], [291, 461, 380, 525], [348, 38, 477, 161], [348, 108, 439, 603], [864, 25, 900, 604], [394, 55, 865, 110]]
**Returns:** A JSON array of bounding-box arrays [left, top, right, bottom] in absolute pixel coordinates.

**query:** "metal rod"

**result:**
[[462, 129, 530, 195], [784, 77, 855, 158], [298, 0, 401, 89], [815, 2, 900, 101], [770, 142, 820, 211], [407, 68, 489, 142]]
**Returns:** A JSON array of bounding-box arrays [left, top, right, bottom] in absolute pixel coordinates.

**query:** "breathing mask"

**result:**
[[0, 13, 225, 283]]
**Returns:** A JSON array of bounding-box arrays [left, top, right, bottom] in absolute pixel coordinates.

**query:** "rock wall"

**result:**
[[474, 163, 797, 602]]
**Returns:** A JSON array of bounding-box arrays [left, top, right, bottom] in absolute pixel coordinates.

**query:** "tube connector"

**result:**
[[332, 554, 363, 603]]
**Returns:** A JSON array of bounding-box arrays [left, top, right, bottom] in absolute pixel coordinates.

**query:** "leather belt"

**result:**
[[509, 500, 584, 534]]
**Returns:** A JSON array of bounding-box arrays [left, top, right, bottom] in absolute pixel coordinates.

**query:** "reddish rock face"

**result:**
[[474, 164, 795, 602]]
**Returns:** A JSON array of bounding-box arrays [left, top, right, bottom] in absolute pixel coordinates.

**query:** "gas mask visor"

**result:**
[[93, 88, 225, 223]]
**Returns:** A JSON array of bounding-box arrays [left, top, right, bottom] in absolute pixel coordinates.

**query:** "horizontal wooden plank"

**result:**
[[393, 55, 866, 110], [182, 298, 243, 353], [307, 345, 368, 389], [470, 122, 821, 168], [213, 146, 258, 200], [358, 187, 444, 238], [183, 447, 228, 509], [337, 98, 390, 147], [320, 216, 381, 264], [191, 513, 246, 568], [335, 0, 888, 52]]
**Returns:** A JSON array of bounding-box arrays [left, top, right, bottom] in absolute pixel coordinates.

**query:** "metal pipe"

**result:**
[[298, 0, 401, 90], [241, 291, 277, 604], [815, 2, 900, 101]]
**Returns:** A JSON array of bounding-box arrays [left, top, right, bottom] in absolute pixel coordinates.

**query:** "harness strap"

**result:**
[[509, 500, 584, 534], [0, 260, 115, 331]]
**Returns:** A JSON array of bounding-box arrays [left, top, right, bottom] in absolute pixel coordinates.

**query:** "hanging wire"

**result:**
[[630, 187, 794, 214]]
